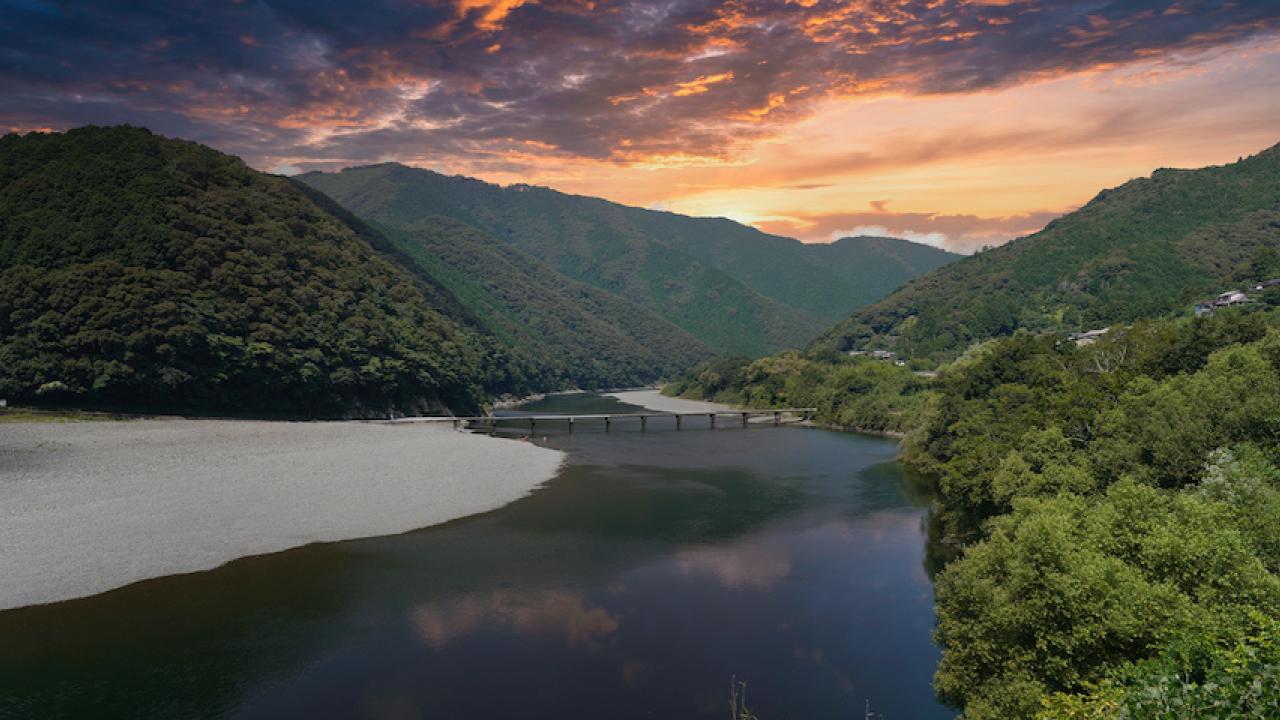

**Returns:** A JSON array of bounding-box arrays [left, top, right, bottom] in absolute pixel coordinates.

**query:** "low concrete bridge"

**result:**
[[390, 408, 817, 433]]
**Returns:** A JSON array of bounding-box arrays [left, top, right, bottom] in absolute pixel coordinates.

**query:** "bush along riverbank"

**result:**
[[668, 310, 1280, 718], [661, 350, 932, 436]]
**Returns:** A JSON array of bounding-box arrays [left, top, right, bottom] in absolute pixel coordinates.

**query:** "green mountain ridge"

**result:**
[[0, 126, 512, 416], [371, 215, 714, 389], [816, 141, 1280, 361], [299, 163, 957, 356], [0, 125, 961, 416]]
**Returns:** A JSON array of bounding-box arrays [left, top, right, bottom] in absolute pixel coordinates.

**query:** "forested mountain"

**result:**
[[816, 142, 1280, 361], [300, 164, 956, 356], [372, 216, 713, 389], [0, 126, 513, 416], [808, 235, 961, 294], [0, 125, 957, 416]]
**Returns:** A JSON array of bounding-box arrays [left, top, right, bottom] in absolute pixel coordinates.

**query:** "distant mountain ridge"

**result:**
[[816, 142, 1280, 361], [299, 163, 957, 356], [810, 235, 962, 289], [370, 215, 715, 389]]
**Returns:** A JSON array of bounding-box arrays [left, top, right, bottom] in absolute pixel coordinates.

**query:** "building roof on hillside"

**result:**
[[1067, 327, 1110, 346]]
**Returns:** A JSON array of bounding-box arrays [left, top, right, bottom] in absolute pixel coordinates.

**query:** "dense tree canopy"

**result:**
[[0, 126, 506, 416], [905, 311, 1280, 717]]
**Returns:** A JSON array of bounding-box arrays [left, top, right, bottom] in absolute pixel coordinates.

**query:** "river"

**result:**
[[0, 394, 951, 719]]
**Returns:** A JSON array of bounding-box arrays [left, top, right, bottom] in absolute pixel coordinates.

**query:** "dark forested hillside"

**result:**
[[299, 164, 956, 356], [816, 142, 1280, 361], [0, 126, 509, 416]]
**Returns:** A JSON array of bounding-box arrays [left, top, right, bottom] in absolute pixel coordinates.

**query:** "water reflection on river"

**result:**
[[0, 395, 951, 719]]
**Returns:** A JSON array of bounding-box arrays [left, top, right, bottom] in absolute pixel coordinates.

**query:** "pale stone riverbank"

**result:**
[[0, 419, 562, 610]]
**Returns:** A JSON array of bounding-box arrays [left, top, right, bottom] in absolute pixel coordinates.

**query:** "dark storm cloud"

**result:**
[[2, 0, 1277, 170]]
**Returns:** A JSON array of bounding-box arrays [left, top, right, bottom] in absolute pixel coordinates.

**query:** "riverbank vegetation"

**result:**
[[0, 405, 136, 423], [909, 310, 1280, 717], [661, 350, 931, 434]]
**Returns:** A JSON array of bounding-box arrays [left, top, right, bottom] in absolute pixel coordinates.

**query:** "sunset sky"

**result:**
[[4, 0, 1279, 252]]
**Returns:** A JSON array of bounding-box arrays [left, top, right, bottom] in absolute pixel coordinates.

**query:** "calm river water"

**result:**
[[0, 395, 951, 719]]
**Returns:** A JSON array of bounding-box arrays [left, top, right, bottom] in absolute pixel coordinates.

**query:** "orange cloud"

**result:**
[[9, 0, 1280, 256], [673, 71, 735, 96], [740, 92, 787, 120], [455, 0, 532, 31]]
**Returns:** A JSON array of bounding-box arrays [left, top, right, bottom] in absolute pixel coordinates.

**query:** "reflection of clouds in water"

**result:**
[[673, 511, 929, 593], [411, 590, 619, 652], [673, 539, 792, 591]]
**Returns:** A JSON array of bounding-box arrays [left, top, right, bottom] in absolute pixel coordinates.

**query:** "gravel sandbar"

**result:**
[[606, 389, 734, 414], [0, 419, 562, 610]]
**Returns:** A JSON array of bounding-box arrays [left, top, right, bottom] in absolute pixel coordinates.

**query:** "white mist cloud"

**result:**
[[831, 225, 951, 250]]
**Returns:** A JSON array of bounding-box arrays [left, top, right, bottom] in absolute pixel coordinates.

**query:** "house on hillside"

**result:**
[[1195, 289, 1250, 316], [1068, 328, 1110, 347], [847, 349, 898, 362]]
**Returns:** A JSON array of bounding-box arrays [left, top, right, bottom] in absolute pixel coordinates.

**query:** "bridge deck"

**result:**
[[389, 408, 816, 425]]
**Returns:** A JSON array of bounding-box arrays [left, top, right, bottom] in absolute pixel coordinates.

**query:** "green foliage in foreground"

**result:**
[[908, 311, 1280, 717], [663, 350, 931, 434], [0, 126, 502, 416], [1040, 615, 1280, 719]]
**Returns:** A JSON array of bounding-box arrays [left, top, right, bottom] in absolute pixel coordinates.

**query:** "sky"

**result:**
[[3, 0, 1279, 252]]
